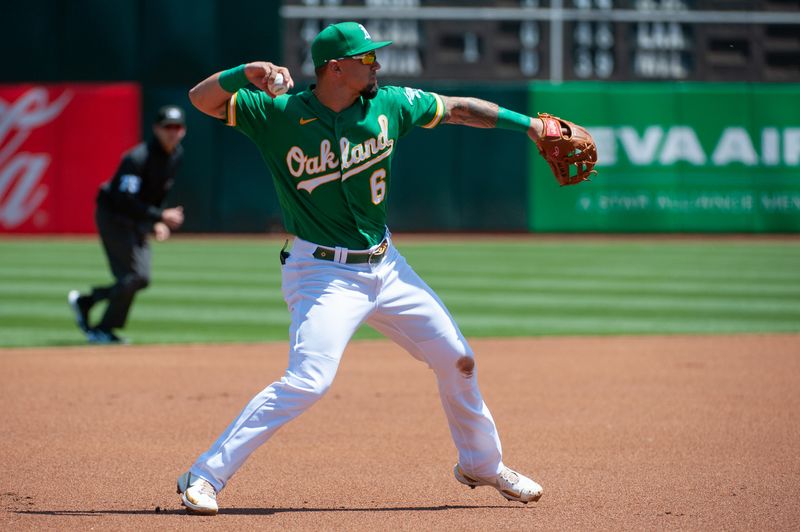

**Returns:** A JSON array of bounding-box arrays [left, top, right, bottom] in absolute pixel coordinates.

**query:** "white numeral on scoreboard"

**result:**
[[370, 169, 386, 205]]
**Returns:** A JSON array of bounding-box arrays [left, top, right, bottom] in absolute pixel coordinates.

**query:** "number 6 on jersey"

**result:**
[[370, 168, 386, 205]]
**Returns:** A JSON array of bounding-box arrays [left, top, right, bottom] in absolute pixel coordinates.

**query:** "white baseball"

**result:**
[[269, 73, 288, 96]]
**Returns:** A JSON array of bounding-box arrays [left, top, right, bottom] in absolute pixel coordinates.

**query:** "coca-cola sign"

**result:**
[[0, 84, 140, 233], [0, 88, 71, 228]]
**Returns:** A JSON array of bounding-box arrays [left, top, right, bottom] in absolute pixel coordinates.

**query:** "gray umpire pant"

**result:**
[[93, 204, 151, 330]]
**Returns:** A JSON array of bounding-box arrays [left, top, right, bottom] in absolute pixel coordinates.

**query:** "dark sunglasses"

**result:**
[[160, 123, 185, 131]]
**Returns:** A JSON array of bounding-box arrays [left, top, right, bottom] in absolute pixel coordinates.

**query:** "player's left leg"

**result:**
[[366, 248, 502, 478], [367, 247, 542, 502]]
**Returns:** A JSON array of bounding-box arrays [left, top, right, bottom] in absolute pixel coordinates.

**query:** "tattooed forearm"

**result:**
[[441, 96, 499, 128]]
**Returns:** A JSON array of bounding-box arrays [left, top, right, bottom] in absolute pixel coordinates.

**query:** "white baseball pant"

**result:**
[[190, 234, 504, 491]]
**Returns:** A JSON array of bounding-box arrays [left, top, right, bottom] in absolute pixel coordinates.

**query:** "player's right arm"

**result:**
[[441, 95, 546, 143], [188, 62, 294, 119]]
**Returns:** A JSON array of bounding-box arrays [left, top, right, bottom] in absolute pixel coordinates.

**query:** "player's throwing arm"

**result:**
[[189, 62, 295, 119]]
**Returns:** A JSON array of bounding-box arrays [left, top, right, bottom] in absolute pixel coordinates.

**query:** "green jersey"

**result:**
[[225, 85, 444, 249]]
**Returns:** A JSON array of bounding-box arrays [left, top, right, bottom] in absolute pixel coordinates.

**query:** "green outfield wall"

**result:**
[[529, 82, 800, 232]]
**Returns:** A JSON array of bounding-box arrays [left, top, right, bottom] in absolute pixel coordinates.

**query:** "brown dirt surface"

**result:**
[[1, 334, 799, 531]]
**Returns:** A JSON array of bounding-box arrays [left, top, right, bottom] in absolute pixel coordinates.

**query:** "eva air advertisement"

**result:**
[[529, 83, 800, 232]]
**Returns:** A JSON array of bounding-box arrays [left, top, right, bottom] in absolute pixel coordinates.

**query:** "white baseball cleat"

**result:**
[[454, 464, 543, 504], [176, 472, 218, 515]]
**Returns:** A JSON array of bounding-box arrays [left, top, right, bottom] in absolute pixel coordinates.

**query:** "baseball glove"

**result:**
[[534, 113, 597, 186]]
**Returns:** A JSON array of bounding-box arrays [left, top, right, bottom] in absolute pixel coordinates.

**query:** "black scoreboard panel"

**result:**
[[280, 0, 800, 82]]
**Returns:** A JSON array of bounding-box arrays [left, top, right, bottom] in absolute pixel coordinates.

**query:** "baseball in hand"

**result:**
[[269, 73, 288, 96]]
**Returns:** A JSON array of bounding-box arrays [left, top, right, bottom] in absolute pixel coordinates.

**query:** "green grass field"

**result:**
[[1, 236, 798, 347]]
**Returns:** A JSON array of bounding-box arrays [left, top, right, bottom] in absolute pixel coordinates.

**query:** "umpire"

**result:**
[[68, 105, 187, 344]]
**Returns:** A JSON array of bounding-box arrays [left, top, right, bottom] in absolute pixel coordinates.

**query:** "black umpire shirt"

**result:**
[[96, 137, 183, 235]]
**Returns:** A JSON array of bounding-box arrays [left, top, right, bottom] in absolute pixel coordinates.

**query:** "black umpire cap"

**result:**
[[155, 105, 186, 126]]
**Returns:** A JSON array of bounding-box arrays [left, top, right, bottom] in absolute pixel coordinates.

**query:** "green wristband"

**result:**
[[218, 64, 249, 93], [496, 107, 532, 133]]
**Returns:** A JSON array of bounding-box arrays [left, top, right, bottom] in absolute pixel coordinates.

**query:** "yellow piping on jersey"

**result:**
[[226, 92, 238, 127], [422, 93, 444, 129]]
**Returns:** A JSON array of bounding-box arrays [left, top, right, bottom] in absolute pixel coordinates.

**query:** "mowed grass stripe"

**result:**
[[0, 265, 280, 282], [0, 283, 284, 301], [1, 237, 798, 347], [449, 308, 797, 326], [9, 289, 797, 323], [440, 292, 800, 317], [2, 324, 293, 347], [2, 301, 288, 322], [400, 240, 793, 254], [401, 241, 797, 260], [422, 276, 800, 298], [6, 243, 797, 280], [5, 267, 797, 301], [7, 279, 799, 304], [414, 261, 800, 283], [452, 314, 798, 335], [401, 251, 796, 273]]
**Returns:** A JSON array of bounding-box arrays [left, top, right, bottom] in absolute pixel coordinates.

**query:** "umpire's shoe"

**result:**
[[67, 290, 92, 333], [87, 328, 129, 345], [177, 472, 218, 515], [454, 464, 543, 503]]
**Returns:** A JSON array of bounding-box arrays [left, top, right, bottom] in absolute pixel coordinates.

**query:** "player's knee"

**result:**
[[121, 274, 150, 293], [133, 274, 150, 290], [418, 336, 473, 373], [301, 377, 332, 398], [283, 371, 334, 399], [415, 336, 477, 393], [436, 354, 477, 387]]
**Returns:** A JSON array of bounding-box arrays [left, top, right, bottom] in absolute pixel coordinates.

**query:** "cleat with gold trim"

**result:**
[[177, 472, 218, 515], [454, 463, 543, 504]]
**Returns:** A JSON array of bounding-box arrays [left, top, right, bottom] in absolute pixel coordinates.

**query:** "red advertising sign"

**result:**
[[0, 83, 141, 234]]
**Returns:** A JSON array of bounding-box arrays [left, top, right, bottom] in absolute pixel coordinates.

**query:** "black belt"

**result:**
[[313, 239, 389, 264]]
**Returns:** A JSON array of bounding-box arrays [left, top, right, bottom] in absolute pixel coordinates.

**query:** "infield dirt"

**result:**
[[1, 334, 798, 530]]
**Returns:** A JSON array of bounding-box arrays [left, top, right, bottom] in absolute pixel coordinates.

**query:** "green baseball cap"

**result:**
[[311, 22, 392, 68]]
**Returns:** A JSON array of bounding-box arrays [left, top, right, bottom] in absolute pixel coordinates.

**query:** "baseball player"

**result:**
[[177, 22, 547, 515], [68, 106, 187, 344]]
